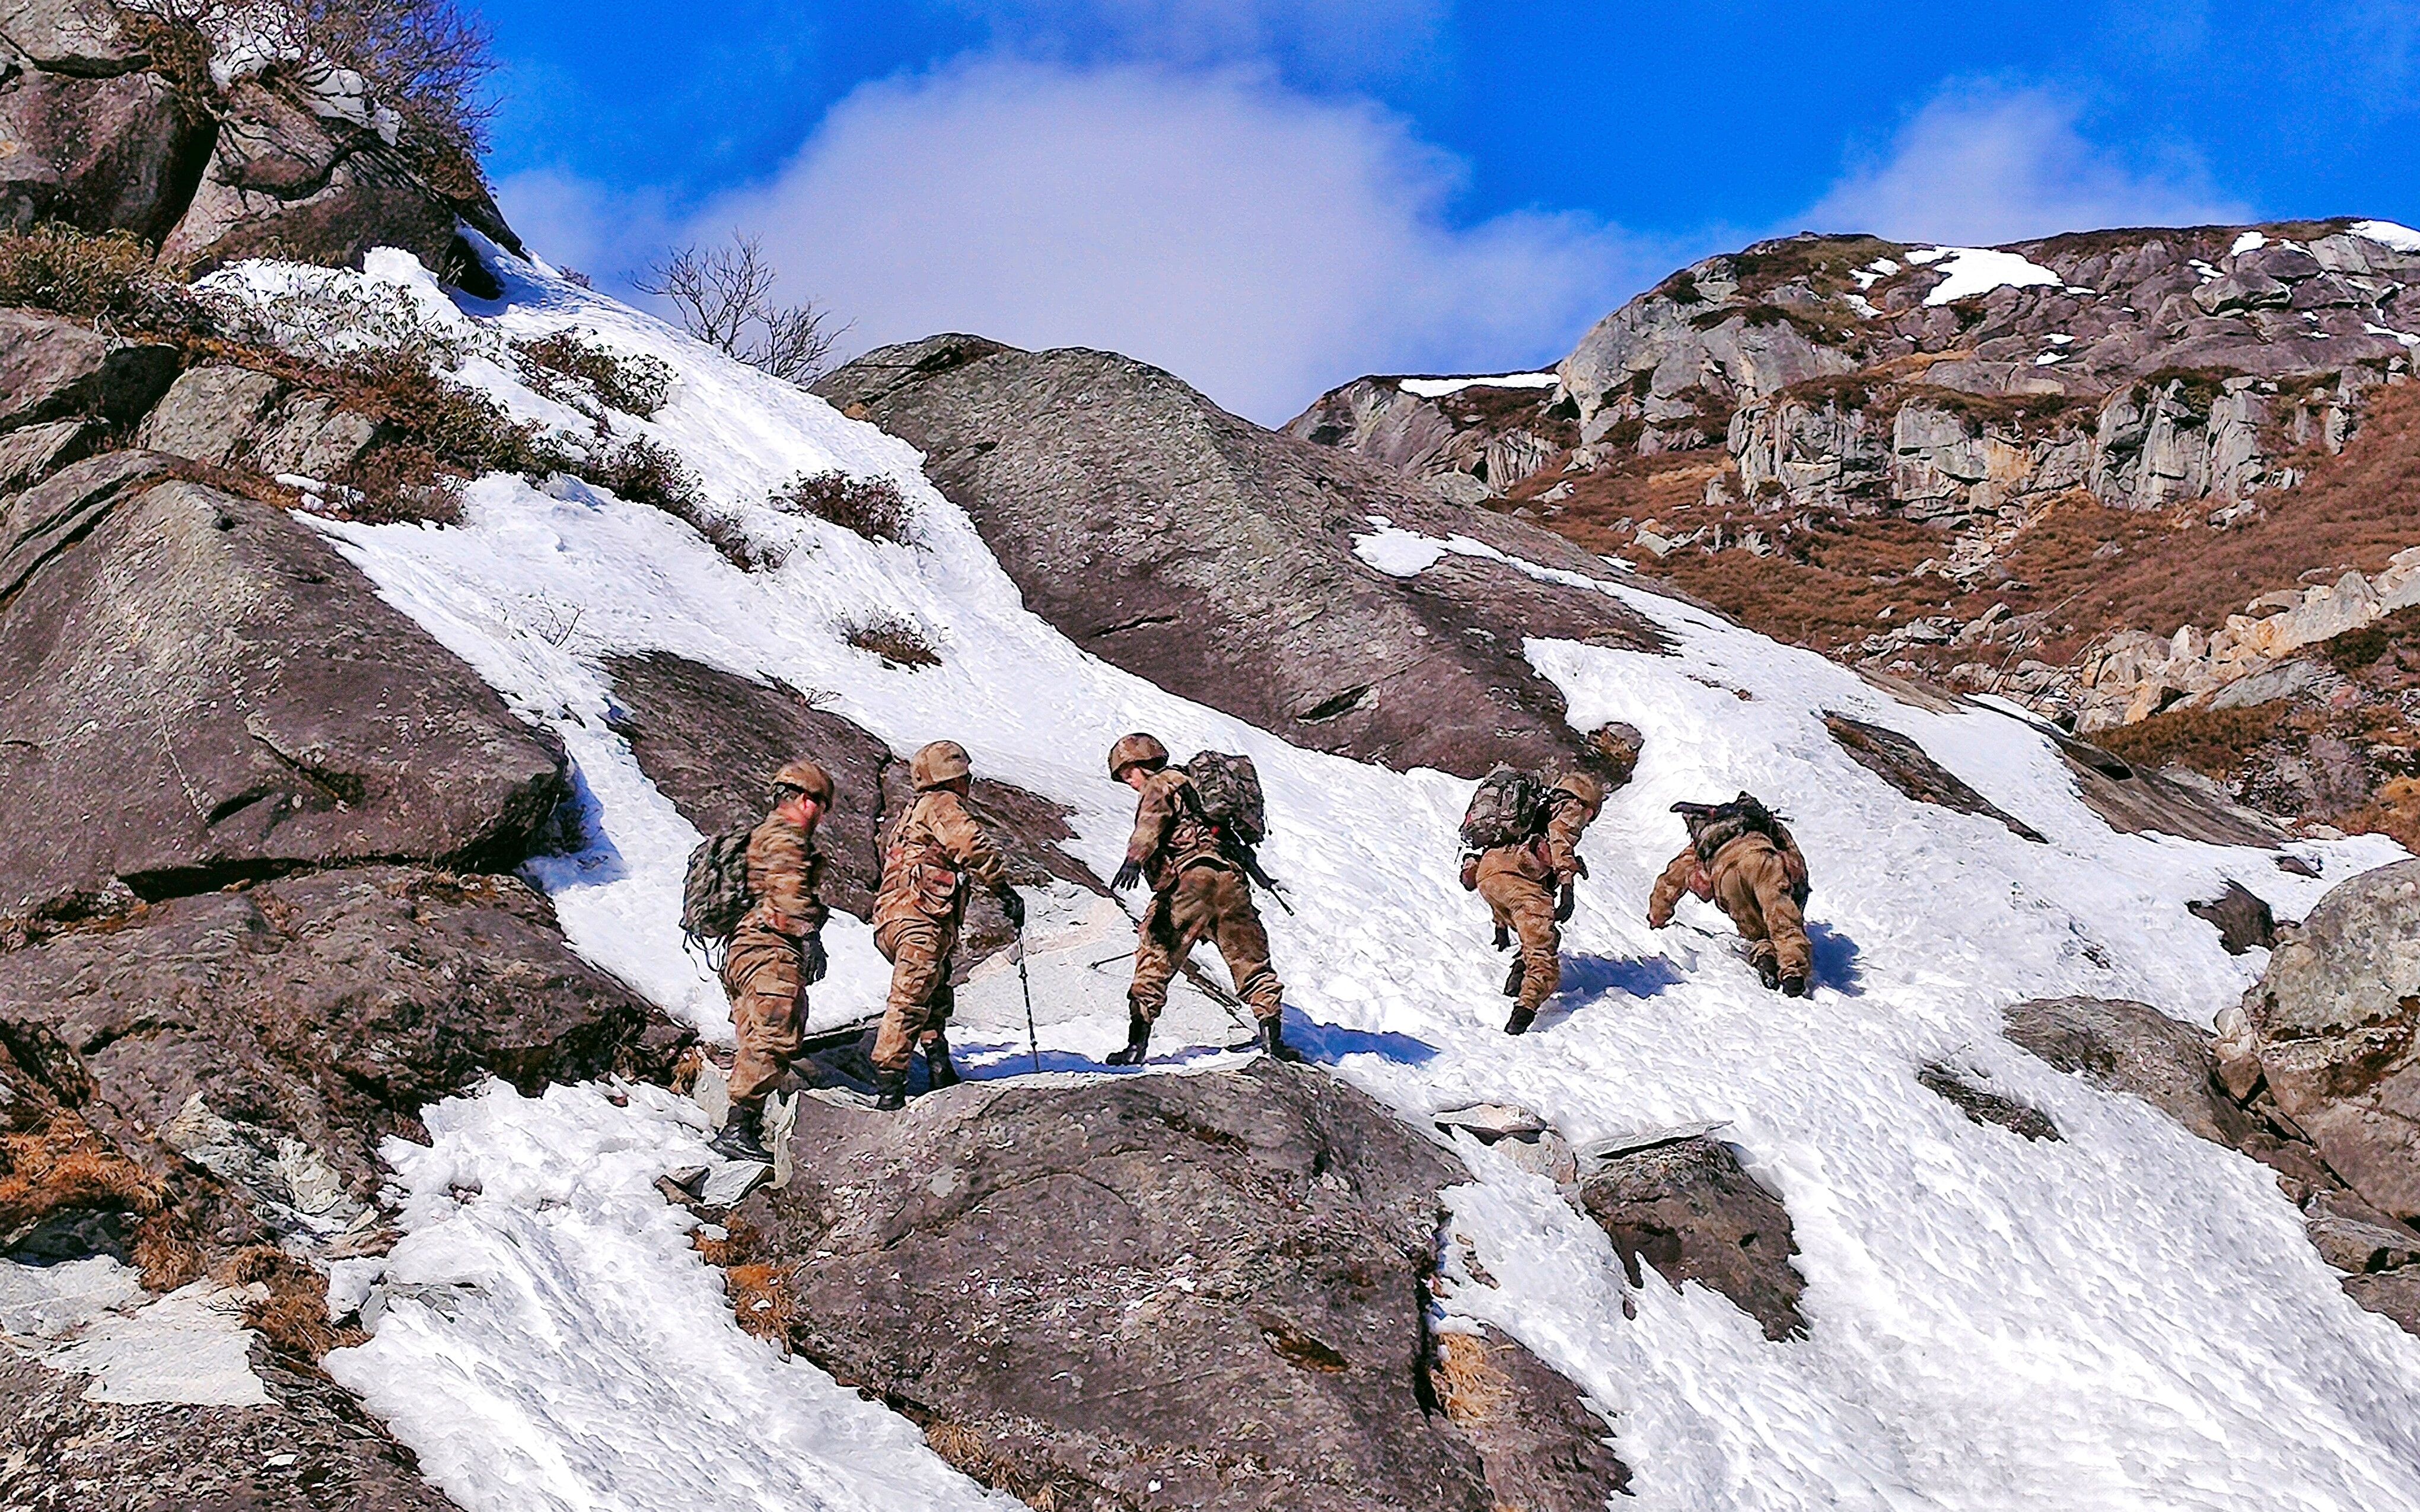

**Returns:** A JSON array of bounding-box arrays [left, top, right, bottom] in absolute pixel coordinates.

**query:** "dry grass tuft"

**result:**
[[773, 471, 916, 546], [2092, 706, 2284, 780], [844, 614, 941, 668], [1431, 1332, 1516, 1428]]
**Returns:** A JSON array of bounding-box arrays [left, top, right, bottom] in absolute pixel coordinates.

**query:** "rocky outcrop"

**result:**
[[1577, 1131, 1806, 1341], [0, 307, 179, 433], [1295, 223, 2418, 525], [604, 649, 1101, 966], [1, 0, 517, 285], [1918, 1063, 2061, 1141], [1, 465, 568, 921], [1823, 712, 2045, 840], [816, 335, 1668, 781], [2011, 991, 2420, 1336], [133, 363, 384, 479], [2230, 860, 2420, 1220], [1284, 375, 1576, 501], [719, 1059, 1629, 1511]]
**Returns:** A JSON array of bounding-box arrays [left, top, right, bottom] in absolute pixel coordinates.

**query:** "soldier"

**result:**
[[870, 740, 1023, 1110], [1104, 733, 1295, 1066], [1647, 792, 1812, 996], [711, 759, 833, 1162], [1462, 771, 1604, 1035]]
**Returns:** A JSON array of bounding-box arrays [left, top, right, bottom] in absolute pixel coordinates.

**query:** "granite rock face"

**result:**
[[817, 336, 1668, 782], [722, 1059, 1629, 1512]]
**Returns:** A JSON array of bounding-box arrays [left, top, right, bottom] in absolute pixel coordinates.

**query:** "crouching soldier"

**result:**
[[1104, 733, 1295, 1065], [871, 740, 1023, 1110], [1459, 769, 1604, 1035], [710, 760, 833, 1162], [1648, 792, 1812, 996]]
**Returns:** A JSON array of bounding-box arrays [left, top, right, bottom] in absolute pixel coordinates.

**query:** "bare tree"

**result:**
[[635, 235, 848, 386]]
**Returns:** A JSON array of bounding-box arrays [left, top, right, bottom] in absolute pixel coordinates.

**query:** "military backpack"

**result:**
[[1460, 765, 1546, 851], [680, 824, 757, 961], [1182, 751, 1268, 846]]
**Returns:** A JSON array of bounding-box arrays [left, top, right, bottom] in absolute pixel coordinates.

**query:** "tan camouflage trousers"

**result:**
[[1476, 869, 1562, 1012], [1129, 866, 1283, 1024], [872, 913, 958, 1074], [722, 923, 805, 1108], [1715, 844, 1812, 981]]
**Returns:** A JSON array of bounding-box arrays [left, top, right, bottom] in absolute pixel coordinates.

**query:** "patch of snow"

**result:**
[[1842, 292, 1881, 318], [2233, 231, 2269, 255], [1353, 527, 1451, 577], [1905, 247, 1949, 265], [2365, 323, 2420, 349], [326, 1081, 1017, 1511], [1399, 373, 1560, 399], [2033, 353, 2067, 366], [3, 1259, 272, 1408], [2192, 260, 2223, 282], [2044, 334, 2074, 346], [1851, 259, 1901, 290], [204, 246, 2420, 1510], [2351, 220, 2420, 253], [1917, 248, 2066, 306]]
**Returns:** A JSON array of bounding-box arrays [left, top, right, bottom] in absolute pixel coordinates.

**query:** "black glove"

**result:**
[[802, 932, 828, 985], [1112, 859, 1144, 892], [1555, 881, 1576, 923], [999, 888, 1026, 929], [1493, 923, 1511, 951]]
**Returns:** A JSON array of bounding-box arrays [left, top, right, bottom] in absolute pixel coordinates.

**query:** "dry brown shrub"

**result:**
[[220, 1244, 367, 1361], [773, 471, 915, 546], [0, 1120, 161, 1242], [514, 331, 674, 418], [845, 614, 941, 668], [724, 1262, 798, 1343], [2343, 776, 2420, 853], [2093, 705, 2283, 780], [0, 223, 195, 330]]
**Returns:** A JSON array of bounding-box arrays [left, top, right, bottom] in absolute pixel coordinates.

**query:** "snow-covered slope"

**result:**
[[209, 248, 2420, 1511]]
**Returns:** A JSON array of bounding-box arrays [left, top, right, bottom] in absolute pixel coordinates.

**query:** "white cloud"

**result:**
[[1800, 85, 2249, 246], [507, 59, 1648, 425], [939, 0, 1451, 84]]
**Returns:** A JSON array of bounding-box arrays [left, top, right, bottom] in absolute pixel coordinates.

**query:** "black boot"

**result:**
[[1756, 955, 1782, 991], [1780, 972, 1810, 999], [873, 1068, 909, 1111], [924, 1033, 960, 1090], [1502, 956, 1527, 998], [1504, 1006, 1536, 1036], [708, 1103, 770, 1163], [1257, 1017, 1303, 1063], [1105, 1012, 1151, 1067]]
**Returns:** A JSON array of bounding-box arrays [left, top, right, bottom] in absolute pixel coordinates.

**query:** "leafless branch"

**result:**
[[635, 234, 849, 386]]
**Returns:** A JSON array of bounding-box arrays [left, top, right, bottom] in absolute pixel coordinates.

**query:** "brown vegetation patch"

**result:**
[[773, 471, 915, 546], [1724, 234, 1906, 299], [0, 223, 193, 329], [2091, 706, 2284, 781], [0, 1118, 161, 1249], [724, 1262, 800, 1344], [513, 332, 674, 418], [222, 1245, 367, 1364], [1430, 1332, 1516, 1427], [845, 614, 941, 668]]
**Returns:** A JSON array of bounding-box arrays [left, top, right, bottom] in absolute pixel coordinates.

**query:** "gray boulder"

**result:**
[[725, 1059, 1628, 1511], [1577, 1132, 1807, 1340], [132, 365, 288, 467], [0, 865, 670, 1205], [0, 62, 214, 240], [0, 0, 147, 74], [1823, 712, 2045, 841], [2241, 860, 2420, 1220], [2004, 996, 2256, 1146], [816, 336, 1667, 781], [0, 307, 178, 434], [1, 466, 568, 921]]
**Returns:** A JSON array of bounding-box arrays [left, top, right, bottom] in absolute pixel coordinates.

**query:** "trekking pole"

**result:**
[[1017, 927, 1042, 1076]]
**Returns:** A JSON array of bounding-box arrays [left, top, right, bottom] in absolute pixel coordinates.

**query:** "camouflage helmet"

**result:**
[[1553, 772, 1605, 812], [909, 739, 972, 790], [1107, 732, 1170, 780], [771, 758, 834, 805]]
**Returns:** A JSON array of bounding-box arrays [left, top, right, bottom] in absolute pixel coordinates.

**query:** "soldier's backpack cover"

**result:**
[[681, 825, 756, 960], [1460, 765, 1546, 851], [1182, 751, 1268, 845]]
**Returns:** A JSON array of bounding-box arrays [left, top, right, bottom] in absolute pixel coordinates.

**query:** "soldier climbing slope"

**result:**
[[871, 740, 1024, 1111], [1459, 768, 1604, 1035], [700, 760, 833, 1163], [1647, 792, 1813, 997], [1104, 733, 1297, 1066]]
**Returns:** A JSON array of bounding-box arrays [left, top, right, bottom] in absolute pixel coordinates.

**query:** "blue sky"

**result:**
[[480, 1, 2420, 421]]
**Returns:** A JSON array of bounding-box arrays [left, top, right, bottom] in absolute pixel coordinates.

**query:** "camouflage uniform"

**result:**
[[1648, 814, 1811, 986], [1470, 785, 1596, 1013], [871, 788, 1008, 1075], [1124, 768, 1284, 1024]]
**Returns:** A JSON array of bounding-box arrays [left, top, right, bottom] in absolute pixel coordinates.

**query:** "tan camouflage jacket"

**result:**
[[874, 790, 1008, 931], [1648, 825, 1807, 926], [1125, 768, 1231, 892], [1473, 790, 1594, 890], [740, 813, 825, 938]]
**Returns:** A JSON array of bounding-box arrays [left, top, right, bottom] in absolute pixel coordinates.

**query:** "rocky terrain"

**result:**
[[1295, 222, 2420, 848]]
